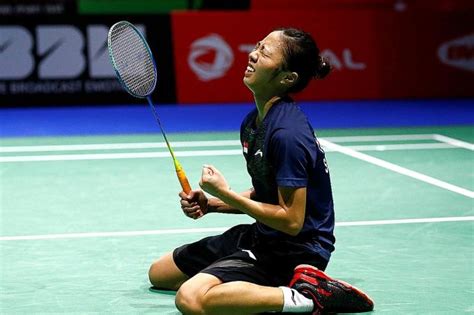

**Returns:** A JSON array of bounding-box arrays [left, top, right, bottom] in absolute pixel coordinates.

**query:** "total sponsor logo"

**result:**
[[188, 34, 234, 81], [188, 34, 366, 81], [437, 33, 474, 72]]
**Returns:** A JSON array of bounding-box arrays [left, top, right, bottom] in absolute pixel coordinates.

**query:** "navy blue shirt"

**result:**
[[240, 97, 335, 260]]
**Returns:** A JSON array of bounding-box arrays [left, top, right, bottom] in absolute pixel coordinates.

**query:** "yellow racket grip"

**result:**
[[174, 159, 191, 194]]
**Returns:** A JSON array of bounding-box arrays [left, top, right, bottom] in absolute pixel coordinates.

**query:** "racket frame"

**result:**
[[107, 21, 191, 194], [107, 21, 158, 99]]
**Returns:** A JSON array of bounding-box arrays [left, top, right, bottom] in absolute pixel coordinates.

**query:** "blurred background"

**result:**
[[1, 0, 472, 109]]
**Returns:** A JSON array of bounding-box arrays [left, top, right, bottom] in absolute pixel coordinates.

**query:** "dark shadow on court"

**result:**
[[149, 286, 177, 296]]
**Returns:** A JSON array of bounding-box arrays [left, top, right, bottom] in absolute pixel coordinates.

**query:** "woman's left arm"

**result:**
[[200, 164, 306, 236]]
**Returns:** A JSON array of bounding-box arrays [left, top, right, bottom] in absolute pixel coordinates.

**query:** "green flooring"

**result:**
[[1, 126, 473, 314]]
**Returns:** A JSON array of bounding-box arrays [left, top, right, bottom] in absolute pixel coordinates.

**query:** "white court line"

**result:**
[[319, 138, 474, 199], [0, 140, 241, 153], [0, 149, 243, 162], [0, 143, 459, 163], [432, 134, 474, 151], [323, 134, 435, 142], [335, 216, 474, 226], [0, 134, 439, 153], [347, 143, 452, 151], [1, 133, 470, 154], [0, 216, 472, 241]]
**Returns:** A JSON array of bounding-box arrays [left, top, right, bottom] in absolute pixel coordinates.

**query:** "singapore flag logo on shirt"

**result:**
[[243, 141, 248, 154]]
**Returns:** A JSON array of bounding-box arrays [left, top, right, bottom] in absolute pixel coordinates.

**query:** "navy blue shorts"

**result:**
[[173, 224, 328, 286]]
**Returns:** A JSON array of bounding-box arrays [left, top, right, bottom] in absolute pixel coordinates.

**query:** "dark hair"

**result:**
[[276, 27, 331, 93]]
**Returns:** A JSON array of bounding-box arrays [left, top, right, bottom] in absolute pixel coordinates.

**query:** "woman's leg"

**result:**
[[148, 252, 189, 290], [176, 273, 284, 315]]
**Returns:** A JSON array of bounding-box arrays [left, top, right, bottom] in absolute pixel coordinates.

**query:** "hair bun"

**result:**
[[314, 56, 331, 80]]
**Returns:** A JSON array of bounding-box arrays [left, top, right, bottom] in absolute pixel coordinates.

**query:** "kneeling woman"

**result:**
[[149, 27, 374, 315]]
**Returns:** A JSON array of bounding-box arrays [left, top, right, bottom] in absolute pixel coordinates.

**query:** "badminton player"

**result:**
[[148, 28, 374, 314]]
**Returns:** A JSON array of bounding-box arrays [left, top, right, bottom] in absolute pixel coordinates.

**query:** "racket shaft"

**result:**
[[146, 97, 192, 194]]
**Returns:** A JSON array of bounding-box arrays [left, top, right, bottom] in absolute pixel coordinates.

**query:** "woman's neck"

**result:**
[[254, 94, 283, 125]]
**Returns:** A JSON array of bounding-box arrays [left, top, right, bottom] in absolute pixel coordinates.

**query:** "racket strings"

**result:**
[[109, 23, 156, 97]]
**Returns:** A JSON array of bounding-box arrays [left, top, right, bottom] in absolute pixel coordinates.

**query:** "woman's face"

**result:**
[[243, 31, 288, 94]]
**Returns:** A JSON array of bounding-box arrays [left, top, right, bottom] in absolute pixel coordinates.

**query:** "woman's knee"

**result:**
[[175, 273, 222, 315], [175, 283, 204, 315], [148, 252, 187, 290], [148, 260, 163, 287]]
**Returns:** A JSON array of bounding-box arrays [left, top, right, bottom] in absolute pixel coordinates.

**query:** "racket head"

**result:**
[[107, 21, 157, 98]]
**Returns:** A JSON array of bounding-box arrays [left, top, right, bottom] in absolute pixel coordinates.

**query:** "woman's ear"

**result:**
[[280, 71, 299, 87]]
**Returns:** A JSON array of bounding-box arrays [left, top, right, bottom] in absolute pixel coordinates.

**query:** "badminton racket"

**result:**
[[107, 21, 191, 194]]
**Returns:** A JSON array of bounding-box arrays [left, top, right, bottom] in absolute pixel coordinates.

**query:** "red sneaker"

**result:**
[[289, 264, 374, 314]]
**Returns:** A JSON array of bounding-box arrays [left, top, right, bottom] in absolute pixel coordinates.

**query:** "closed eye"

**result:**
[[252, 41, 272, 58], [253, 41, 261, 51]]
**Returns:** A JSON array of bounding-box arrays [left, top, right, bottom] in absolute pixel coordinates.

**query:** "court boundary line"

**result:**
[[0, 150, 243, 162], [0, 140, 242, 153], [0, 142, 456, 155], [0, 143, 460, 163], [432, 134, 474, 151], [1, 132, 472, 163], [0, 134, 438, 153], [319, 138, 474, 198], [2, 133, 472, 197], [0, 216, 472, 242], [324, 134, 435, 142], [0, 133, 459, 153], [0, 134, 460, 153]]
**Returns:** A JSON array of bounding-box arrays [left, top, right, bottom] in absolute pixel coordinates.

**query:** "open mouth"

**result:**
[[245, 64, 255, 74]]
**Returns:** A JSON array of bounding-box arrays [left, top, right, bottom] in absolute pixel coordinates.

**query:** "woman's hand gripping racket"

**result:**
[[107, 21, 191, 194]]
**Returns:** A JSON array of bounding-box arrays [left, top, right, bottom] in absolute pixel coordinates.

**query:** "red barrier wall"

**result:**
[[171, 10, 473, 104], [251, 0, 474, 11], [251, 0, 396, 11]]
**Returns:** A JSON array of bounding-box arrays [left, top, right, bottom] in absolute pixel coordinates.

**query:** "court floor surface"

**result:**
[[1, 125, 472, 314]]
